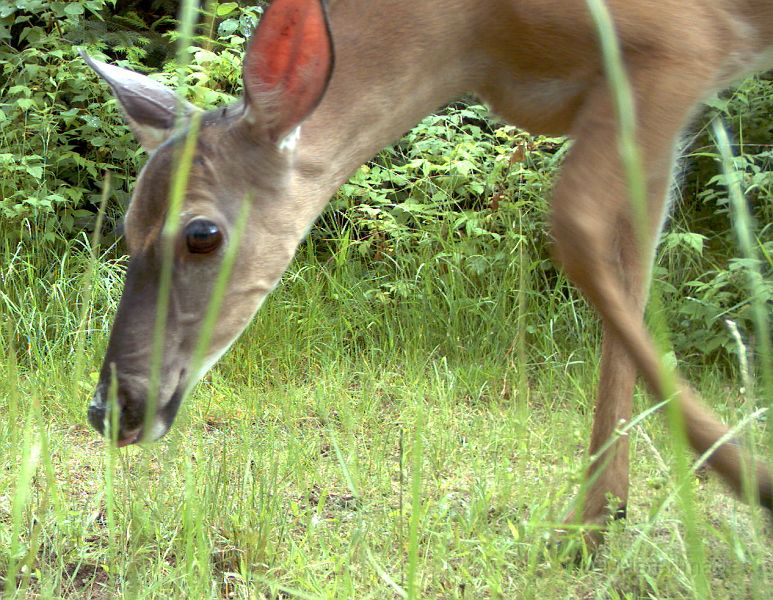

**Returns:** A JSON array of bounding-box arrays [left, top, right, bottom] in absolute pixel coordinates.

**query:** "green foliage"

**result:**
[[319, 105, 561, 283], [0, 0, 769, 368], [0, 0, 257, 244], [1, 227, 770, 600], [0, 0, 127, 241], [657, 78, 773, 367]]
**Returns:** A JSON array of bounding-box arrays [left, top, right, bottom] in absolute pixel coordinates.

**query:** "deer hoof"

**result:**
[[551, 503, 627, 564]]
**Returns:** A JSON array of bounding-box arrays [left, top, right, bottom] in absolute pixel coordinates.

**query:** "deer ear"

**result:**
[[242, 0, 334, 146], [80, 50, 198, 152]]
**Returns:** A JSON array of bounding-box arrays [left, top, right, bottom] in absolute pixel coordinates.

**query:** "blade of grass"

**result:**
[[145, 0, 202, 439], [406, 403, 423, 600], [5, 399, 42, 594]]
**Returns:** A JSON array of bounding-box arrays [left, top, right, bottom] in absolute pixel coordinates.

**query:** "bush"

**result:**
[[657, 78, 773, 366], [0, 0, 259, 244]]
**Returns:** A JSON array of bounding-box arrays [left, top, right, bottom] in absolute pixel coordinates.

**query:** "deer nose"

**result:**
[[87, 388, 144, 446]]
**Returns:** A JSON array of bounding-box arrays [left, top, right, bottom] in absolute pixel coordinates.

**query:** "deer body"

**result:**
[[84, 0, 772, 538], [279, 0, 772, 240]]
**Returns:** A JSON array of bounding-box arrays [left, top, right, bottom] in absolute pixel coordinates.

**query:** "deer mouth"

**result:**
[[97, 382, 187, 447], [116, 428, 142, 447]]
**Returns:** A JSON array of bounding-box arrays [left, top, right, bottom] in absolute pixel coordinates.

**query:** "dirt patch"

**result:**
[[61, 562, 111, 599]]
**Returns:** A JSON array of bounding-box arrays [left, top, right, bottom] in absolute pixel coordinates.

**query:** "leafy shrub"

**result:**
[[657, 78, 773, 367], [311, 104, 566, 308], [0, 0, 128, 241], [0, 0, 259, 244]]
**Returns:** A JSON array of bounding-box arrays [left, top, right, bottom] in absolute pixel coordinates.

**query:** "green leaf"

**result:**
[[46, 193, 67, 204], [64, 3, 84, 16], [218, 19, 239, 35], [217, 2, 238, 16], [8, 85, 31, 97], [25, 165, 43, 179]]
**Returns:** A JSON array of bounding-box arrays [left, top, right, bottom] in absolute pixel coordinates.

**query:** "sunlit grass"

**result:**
[[1, 218, 771, 597]]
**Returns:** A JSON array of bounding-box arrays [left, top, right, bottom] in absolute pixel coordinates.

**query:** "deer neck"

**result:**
[[285, 1, 479, 234]]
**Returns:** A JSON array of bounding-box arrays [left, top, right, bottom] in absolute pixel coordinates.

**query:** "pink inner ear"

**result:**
[[244, 0, 334, 141]]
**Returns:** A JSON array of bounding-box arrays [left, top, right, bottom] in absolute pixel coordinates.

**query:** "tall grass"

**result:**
[[1, 194, 770, 598], [0, 1, 771, 598]]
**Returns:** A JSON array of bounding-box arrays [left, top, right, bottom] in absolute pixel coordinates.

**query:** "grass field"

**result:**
[[1, 1, 771, 596], [1, 229, 770, 599]]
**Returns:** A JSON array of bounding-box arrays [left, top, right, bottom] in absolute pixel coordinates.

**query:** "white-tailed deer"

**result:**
[[83, 0, 772, 537]]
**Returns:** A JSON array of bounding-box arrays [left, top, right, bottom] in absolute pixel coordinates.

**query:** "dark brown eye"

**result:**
[[184, 219, 223, 254]]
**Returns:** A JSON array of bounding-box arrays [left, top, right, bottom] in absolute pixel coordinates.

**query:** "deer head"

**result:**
[[85, 0, 334, 445]]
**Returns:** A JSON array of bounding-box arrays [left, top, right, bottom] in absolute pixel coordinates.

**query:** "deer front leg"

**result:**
[[569, 226, 652, 541], [550, 71, 690, 545], [552, 65, 772, 547], [580, 323, 638, 524]]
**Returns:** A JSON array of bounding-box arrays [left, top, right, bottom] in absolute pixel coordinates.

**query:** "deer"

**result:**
[[82, 0, 772, 545]]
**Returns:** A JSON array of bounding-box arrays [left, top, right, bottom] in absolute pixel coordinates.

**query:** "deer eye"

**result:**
[[184, 219, 223, 254]]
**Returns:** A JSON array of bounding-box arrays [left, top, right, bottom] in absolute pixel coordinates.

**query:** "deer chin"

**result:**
[[144, 415, 174, 444], [147, 383, 187, 442], [188, 344, 236, 394]]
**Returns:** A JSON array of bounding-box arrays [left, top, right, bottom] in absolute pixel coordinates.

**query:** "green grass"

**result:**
[[0, 227, 770, 598], [1, 0, 771, 594]]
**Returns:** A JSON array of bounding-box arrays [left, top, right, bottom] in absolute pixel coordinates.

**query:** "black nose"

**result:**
[[87, 399, 143, 446]]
